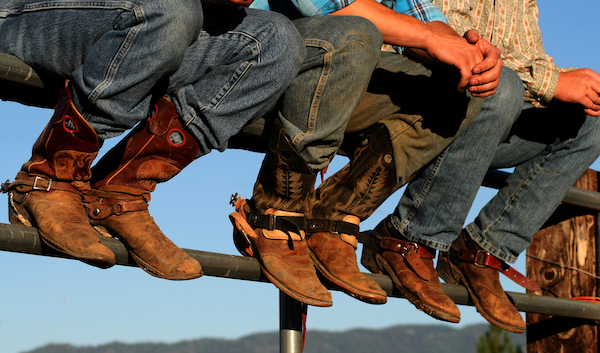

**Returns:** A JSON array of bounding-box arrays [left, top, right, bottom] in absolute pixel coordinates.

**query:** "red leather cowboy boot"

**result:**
[[1, 84, 115, 268], [85, 97, 202, 280], [360, 216, 461, 323], [306, 124, 396, 304], [437, 230, 539, 333], [230, 119, 332, 307]]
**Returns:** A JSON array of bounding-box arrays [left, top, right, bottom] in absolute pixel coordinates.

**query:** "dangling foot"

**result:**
[[230, 199, 332, 307], [437, 230, 528, 333], [360, 216, 460, 323]]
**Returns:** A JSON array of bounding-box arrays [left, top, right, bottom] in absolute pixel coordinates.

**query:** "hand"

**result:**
[[463, 30, 502, 98], [554, 69, 600, 117], [414, 26, 485, 92]]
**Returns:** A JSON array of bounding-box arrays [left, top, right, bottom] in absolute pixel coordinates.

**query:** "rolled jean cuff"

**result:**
[[465, 223, 518, 263]]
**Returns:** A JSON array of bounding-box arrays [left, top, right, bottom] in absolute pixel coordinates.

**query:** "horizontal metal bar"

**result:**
[[0, 53, 44, 88], [2, 222, 599, 321]]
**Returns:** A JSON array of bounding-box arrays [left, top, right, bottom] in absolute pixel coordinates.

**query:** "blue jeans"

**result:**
[[167, 7, 305, 156], [0, 0, 203, 137], [391, 67, 600, 263], [0, 1, 304, 155], [279, 16, 383, 170]]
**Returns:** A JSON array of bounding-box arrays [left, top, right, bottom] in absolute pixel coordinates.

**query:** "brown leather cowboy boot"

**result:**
[[230, 119, 332, 307], [1, 84, 115, 268], [306, 124, 395, 304], [360, 215, 461, 323], [85, 97, 202, 280], [437, 230, 540, 333]]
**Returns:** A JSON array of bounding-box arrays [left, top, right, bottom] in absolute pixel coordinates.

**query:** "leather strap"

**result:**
[[246, 210, 305, 236], [1, 172, 83, 194], [305, 219, 360, 237], [87, 198, 149, 220], [455, 248, 541, 291]]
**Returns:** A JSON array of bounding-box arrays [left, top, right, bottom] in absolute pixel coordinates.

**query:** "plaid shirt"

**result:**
[[434, 0, 567, 106], [250, 0, 448, 24]]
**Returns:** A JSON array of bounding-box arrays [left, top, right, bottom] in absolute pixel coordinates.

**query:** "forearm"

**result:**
[[330, 0, 437, 50]]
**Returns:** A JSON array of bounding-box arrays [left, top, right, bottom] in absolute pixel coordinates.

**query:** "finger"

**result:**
[[584, 107, 600, 117], [464, 29, 480, 44], [468, 79, 500, 96]]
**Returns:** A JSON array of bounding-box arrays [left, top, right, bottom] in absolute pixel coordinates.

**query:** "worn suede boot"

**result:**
[[230, 119, 332, 307], [437, 230, 539, 333], [360, 216, 461, 323], [1, 84, 115, 268], [306, 124, 396, 304], [85, 97, 202, 280]]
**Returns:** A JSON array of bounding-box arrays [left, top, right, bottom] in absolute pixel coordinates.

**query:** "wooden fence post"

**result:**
[[526, 169, 599, 352]]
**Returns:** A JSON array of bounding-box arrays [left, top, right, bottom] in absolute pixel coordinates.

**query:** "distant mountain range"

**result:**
[[24, 323, 527, 353]]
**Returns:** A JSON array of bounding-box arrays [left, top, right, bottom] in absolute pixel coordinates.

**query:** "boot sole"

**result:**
[[308, 249, 387, 305], [363, 246, 460, 323], [437, 254, 525, 333], [258, 260, 333, 307], [128, 249, 203, 281]]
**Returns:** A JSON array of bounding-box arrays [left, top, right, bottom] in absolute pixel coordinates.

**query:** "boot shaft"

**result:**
[[91, 97, 199, 193], [23, 84, 100, 182], [251, 119, 316, 213], [309, 124, 397, 222]]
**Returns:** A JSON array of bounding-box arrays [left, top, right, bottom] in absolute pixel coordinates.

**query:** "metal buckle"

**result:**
[[474, 250, 489, 268], [113, 203, 124, 215], [32, 176, 52, 191]]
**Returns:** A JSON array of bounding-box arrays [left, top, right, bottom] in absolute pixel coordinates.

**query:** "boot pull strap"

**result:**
[[455, 249, 541, 291]]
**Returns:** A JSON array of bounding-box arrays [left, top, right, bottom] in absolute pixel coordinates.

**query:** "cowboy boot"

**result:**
[[85, 97, 202, 280], [437, 230, 539, 333], [0, 84, 115, 268], [229, 119, 332, 307], [306, 124, 395, 304], [360, 216, 461, 323]]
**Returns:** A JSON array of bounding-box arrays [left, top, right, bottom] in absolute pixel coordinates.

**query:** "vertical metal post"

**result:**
[[279, 291, 305, 353]]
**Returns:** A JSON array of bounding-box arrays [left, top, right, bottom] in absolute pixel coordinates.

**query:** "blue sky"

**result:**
[[1, 1, 599, 352]]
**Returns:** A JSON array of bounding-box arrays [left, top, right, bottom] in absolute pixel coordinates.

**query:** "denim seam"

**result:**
[[290, 39, 333, 147], [87, 6, 143, 104], [1, 1, 136, 17]]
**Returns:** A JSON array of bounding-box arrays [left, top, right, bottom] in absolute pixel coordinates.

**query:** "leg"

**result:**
[[0, 0, 202, 267], [230, 15, 383, 306], [85, 7, 305, 279], [0, 0, 203, 136], [362, 67, 524, 323]]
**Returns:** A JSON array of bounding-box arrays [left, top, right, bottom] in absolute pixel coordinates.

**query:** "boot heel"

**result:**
[[436, 253, 459, 285], [361, 244, 383, 275]]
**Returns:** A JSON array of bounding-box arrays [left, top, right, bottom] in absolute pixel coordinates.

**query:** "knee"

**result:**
[[494, 67, 525, 117], [142, 0, 203, 49], [330, 16, 383, 66]]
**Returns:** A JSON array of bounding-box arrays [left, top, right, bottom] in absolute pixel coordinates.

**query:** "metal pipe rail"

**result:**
[[2, 222, 599, 322]]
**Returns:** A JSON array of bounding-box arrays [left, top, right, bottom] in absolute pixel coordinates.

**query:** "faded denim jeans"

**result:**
[[391, 67, 600, 263], [278, 16, 383, 170], [0, 1, 305, 156]]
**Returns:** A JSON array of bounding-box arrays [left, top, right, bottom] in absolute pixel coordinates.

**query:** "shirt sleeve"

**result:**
[[512, 0, 560, 105], [291, 0, 357, 16]]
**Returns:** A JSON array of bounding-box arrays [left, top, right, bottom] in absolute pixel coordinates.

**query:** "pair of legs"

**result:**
[[0, 0, 304, 278], [378, 66, 600, 331], [230, 28, 491, 307]]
